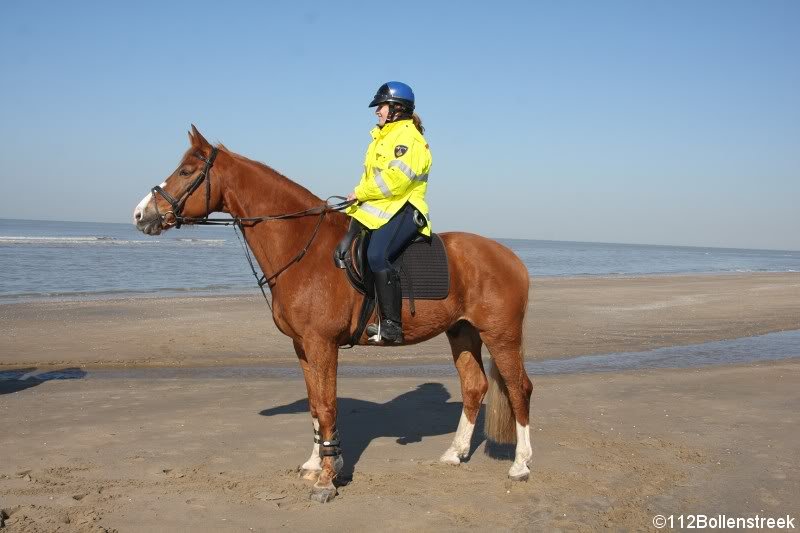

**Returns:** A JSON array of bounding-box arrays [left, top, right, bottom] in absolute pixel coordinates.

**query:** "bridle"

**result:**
[[147, 146, 353, 307], [151, 147, 219, 229]]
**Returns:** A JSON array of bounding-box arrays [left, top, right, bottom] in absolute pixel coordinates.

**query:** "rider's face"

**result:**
[[376, 103, 389, 126]]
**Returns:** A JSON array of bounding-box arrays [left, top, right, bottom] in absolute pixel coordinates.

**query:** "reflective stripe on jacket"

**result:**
[[346, 119, 432, 236]]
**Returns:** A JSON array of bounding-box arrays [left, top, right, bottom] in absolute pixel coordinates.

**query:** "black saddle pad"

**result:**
[[391, 234, 449, 300]]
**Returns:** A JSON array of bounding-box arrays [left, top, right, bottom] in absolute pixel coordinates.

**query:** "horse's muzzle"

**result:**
[[136, 218, 163, 236], [134, 204, 165, 236]]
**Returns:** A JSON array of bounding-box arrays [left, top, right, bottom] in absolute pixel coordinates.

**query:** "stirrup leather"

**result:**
[[367, 320, 382, 344]]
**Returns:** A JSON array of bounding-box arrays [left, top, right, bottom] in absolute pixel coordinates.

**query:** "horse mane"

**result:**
[[217, 143, 323, 204]]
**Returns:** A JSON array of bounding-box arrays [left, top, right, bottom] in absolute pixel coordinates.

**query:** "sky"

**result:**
[[1, 1, 798, 250]]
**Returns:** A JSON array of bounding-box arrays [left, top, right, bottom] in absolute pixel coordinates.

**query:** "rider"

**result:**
[[342, 81, 432, 344]]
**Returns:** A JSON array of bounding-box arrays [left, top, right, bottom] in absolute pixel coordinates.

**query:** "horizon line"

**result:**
[[1, 216, 798, 254]]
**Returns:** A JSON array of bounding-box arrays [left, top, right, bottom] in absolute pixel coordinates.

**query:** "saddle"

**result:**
[[334, 229, 450, 346]]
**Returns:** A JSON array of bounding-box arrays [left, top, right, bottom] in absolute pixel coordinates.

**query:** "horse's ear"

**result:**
[[190, 124, 210, 148]]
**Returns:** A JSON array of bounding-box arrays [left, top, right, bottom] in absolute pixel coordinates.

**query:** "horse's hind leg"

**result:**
[[440, 321, 488, 465], [481, 326, 534, 481]]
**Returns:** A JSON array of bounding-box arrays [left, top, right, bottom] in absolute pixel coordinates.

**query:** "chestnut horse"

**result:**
[[133, 126, 533, 503]]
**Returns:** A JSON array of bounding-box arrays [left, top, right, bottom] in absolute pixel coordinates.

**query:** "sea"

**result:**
[[2, 218, 799, 303]]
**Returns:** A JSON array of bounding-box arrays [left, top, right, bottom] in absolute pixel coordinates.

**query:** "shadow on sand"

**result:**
[[260, 382, 517, 478], [0, 367, 87, 395]]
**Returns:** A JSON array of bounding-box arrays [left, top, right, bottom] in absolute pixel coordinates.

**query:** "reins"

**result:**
[[149, 147, 354, 309], [229, 198, 349, 311]]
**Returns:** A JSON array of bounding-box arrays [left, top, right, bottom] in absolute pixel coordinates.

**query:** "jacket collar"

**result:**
[[370, 119, 412, 140]]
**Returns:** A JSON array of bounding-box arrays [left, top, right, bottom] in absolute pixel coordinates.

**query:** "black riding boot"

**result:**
[[367, 269, 404, 344], [333, 219, 364, 269]]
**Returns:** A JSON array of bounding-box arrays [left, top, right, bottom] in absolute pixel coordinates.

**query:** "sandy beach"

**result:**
[[2, 273, 799, 531]]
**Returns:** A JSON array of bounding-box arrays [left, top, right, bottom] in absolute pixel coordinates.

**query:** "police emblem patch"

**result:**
[[394, 145, 408, 157]]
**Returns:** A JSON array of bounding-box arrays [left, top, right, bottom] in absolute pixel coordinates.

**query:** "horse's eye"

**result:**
[[179, 168, 191, 176]]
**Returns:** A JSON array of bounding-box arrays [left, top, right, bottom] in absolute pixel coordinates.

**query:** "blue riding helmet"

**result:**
[[368, 81, 415, 109]]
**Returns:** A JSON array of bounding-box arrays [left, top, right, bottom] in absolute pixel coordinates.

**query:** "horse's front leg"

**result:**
[[293, 340, 325, 480], [301, 336, 341, 503]]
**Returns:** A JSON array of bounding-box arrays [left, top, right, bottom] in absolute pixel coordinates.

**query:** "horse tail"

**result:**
[[484, 357, 517, 444], [484, 259, 529, 445]]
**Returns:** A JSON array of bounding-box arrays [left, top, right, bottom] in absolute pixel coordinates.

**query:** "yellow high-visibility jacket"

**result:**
[[346, 119, 432, 236]]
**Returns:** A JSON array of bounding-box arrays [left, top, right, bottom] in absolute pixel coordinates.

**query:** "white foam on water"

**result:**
[[0, 236, 225, 246], [0, 236, 109, 242], [176, 238, 226, 244]]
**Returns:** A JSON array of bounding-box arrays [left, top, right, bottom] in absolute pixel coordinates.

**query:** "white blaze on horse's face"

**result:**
[[133, 182, 165, 229], [133, 182, 164, 224]]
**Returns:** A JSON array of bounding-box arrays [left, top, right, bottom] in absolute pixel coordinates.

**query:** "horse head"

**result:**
[[133, 125, 225, 235]]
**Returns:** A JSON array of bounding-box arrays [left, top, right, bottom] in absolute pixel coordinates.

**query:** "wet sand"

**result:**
[[1, 273, 799, 531], [2, 273, 800, 369]]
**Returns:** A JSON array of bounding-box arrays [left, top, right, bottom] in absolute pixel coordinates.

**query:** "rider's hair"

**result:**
[[411, 112, 424, 135], [388, 102, 425, 135]]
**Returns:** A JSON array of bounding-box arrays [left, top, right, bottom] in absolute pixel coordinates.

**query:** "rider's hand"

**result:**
[[346, 192, 356, 202]]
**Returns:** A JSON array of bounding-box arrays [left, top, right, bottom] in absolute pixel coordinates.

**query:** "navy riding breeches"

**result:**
[[366, 203, 419, 273]]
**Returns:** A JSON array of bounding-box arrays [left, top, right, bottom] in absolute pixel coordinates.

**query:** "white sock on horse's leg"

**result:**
[[508, 421, 532, 479], [301, 417, 344, 475], [439, 410, 475, 465], [300, 417, 322, 472]]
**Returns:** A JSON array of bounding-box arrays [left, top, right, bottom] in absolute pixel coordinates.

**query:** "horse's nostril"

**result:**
[[135, 211, 142, 221]]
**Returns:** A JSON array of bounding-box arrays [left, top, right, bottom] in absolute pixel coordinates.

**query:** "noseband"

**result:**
[[151, 147, 218, 228]]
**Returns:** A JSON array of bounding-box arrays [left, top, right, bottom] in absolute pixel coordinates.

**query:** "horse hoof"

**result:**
[[309, 486, 337, 503], [508, 472, 529, 482], [439, 449, 463, 465], [298, 468, 321, 481]]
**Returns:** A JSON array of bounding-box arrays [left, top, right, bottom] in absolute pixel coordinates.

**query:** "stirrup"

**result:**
[[367, 320, 403, 344], [367, 321, 382, 344]]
